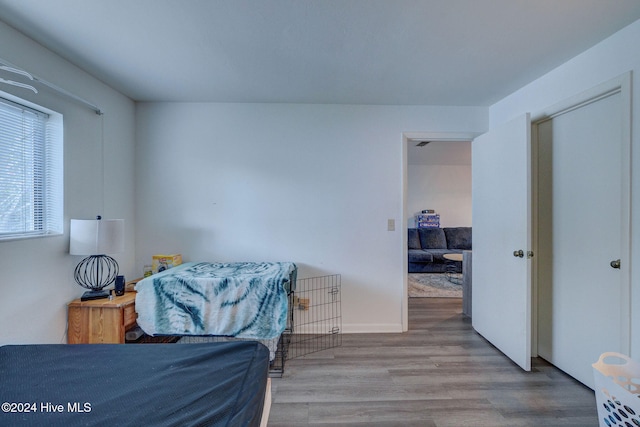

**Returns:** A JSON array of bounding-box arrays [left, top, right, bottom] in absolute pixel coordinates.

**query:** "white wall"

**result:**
[[407, 164, 472, 228], [0, 21, 136, 344], [135, 102, 486, 332], [489, 20, 640, 357]]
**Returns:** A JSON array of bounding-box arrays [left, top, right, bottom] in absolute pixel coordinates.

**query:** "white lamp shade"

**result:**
[[70, 219, 124, 255]]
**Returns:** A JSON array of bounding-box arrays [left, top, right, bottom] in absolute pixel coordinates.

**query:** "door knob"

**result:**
[[513, 250, 524, 258], [610, 259, 621, 269]]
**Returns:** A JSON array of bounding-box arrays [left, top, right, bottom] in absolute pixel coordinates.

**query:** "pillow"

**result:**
[[417, 228, 447, 249], [408, 228, 421, 249], [444, 227, 472, 250]]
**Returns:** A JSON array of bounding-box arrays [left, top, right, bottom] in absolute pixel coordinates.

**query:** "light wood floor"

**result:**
[[269, 297, 598, 426]]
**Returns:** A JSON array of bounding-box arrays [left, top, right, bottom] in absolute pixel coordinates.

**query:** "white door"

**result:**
[[472, 113, 532, 371], [535, 78, 631, 388]]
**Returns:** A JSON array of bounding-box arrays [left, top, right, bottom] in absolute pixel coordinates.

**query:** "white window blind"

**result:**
[[0, 96, 63, 240]]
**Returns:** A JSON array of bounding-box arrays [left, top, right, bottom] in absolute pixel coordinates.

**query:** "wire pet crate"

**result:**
[[285, 274, 342, 360], [269, 274, 343, 377], [174, 274, 342, 378]]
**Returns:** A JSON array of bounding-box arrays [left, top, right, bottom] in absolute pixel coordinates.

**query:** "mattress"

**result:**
[[0, 341, 269, 426]]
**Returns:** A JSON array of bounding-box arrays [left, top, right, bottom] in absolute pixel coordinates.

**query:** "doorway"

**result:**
[[401, 132, 478, 331]]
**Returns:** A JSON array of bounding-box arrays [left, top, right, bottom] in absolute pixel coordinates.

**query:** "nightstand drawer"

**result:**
[[123, 303, 137, 328]]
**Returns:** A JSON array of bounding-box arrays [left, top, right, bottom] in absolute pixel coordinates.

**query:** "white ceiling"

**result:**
[[1, 0, 639, 106]]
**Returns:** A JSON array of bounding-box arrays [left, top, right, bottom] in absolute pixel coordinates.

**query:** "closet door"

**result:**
[[535, 76, 631, 388], [472, 113, 532, 371]]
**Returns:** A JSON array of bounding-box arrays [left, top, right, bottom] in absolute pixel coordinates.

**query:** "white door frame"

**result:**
[[530, 71, 632, 358], [401, 131, 480, 331]]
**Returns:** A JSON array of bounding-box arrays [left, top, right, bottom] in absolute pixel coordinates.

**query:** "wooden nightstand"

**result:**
[[67, 292, 137, 344]]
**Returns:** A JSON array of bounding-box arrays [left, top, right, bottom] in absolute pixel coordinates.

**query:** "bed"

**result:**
[[0, 341, 271, 426]]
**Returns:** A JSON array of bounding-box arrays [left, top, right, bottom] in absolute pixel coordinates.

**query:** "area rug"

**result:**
[[408, 273, 462, 298]]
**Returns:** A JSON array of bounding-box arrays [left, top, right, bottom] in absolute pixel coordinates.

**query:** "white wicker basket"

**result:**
[[592, 352, 640, 427]]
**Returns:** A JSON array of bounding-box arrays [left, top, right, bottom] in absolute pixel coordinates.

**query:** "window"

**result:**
[[0, 95, 63, 240]]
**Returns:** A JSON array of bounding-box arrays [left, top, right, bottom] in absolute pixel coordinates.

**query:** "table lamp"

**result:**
[[70, 216, 124, 301]]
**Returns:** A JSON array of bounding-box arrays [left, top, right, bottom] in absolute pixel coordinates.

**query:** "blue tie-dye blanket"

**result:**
[[135, 261, 296, 339]]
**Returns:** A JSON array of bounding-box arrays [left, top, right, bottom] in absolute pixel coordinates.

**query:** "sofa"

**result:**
[[408, 227, 472, 273]]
